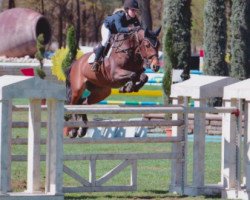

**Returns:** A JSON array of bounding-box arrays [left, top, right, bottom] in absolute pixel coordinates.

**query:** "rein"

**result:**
[[111, 30, 158, 66], [112, 31, 138, 54]]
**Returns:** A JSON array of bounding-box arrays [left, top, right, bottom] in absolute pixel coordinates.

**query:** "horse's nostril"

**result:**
[[154, 65, 160, 72], [150, 63, 160, 72]]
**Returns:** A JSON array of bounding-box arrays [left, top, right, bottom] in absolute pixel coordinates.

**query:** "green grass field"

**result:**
[[10, 85, 223, 200], [11, 139, 222, 200], [11, 123, 222, 200]]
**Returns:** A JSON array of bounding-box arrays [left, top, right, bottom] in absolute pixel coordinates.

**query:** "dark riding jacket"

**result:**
[[104, 10, 140, 34]]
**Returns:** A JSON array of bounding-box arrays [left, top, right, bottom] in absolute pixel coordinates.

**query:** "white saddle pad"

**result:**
[[88, 53, 96, 64]]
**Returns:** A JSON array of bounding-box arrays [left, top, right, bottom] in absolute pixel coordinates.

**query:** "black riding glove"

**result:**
[[128, 26, 141, 32]]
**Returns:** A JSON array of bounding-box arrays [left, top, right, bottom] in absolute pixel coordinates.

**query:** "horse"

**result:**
[[64, 27, 161, 138]]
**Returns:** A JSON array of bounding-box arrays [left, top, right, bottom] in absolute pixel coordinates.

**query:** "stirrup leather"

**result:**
[[91, 61, 101, 72]]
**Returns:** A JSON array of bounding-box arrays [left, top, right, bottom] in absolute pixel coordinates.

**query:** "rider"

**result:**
[[91, 0, 141, 72]]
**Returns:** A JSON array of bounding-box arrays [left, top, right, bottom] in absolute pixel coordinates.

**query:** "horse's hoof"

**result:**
[[63, 127, 69, 137], [78, 127, 88, 138], [69, 128, 78, 138], [119, 87, 125, 93], [125, 85, 134, 93]]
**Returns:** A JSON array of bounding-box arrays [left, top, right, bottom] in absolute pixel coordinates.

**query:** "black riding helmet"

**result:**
[[124, 0, 139, 10]]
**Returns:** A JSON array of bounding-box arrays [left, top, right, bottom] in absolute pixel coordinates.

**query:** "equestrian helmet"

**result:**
[[124, 0, 139, 10]]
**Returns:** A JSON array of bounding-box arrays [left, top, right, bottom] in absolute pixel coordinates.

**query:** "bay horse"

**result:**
[[64, 27, 161, 138]]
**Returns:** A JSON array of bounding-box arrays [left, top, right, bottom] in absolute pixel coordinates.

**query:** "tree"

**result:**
[[190, 0, 204, 50], [62, 25, 78, 74], [40, 0, 44, 14], [138, 0, 152, 30], [204, 0, 228, 76], [0, 0, 3, 11], [162, 0, 191, 103], [35, 34, 46, 79], [225, 0, 232, 55], [230, 0, 250, 79], [1, 0, 164, 49], [76, 0, 81, 45], [248, 2, 250, 75], [8, 0, 15, 9]]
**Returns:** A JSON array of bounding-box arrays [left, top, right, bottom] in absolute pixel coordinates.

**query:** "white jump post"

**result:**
[[0, 99, 12, 193], [170, 75, 238, 196], [0, 75, 65, 200], [168, 96, 187, 194], [222, 79, 250, 200]]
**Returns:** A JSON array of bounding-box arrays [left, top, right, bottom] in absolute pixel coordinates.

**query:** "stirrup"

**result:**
[[91, 61, 101, 72]]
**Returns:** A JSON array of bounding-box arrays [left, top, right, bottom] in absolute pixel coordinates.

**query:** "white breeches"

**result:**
[[101, 24, 111, 47]]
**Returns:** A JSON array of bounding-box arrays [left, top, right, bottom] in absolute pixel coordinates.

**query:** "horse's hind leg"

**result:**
[[77, 113, 88, 138], [65, 78, 87, 138], [75, 87, 111, 137]]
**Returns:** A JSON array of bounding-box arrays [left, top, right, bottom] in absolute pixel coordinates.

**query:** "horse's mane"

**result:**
[[113, 28, 143, 42]]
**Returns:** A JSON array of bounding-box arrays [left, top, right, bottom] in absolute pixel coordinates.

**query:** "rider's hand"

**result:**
[[128, 26, 140, 32]]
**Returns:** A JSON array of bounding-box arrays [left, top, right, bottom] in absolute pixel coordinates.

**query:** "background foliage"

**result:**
[[203, 0, 228, 76], [0, 0, 204, 51]]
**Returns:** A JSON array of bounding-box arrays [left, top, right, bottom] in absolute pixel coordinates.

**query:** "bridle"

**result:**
[[134, 31, 159, 66], [112, 30, 159, 66]]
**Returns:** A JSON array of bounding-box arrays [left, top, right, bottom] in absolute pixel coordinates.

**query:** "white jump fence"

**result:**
[[8, 103, 239, 197], [1, 75, 250, 200]]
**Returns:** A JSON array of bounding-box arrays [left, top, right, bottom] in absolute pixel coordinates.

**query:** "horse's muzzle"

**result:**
[[150, 57, 160, 72]]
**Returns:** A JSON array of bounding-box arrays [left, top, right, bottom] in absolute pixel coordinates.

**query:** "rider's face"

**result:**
[[127, 8, 138, 18]]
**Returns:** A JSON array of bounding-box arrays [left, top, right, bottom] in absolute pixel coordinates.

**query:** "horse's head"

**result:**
[[137, 27, 161, 72]]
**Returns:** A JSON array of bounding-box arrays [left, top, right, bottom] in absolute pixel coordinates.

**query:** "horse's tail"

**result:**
[[65, 67, 72, 104]]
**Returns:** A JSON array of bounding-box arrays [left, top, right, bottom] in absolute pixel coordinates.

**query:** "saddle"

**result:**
[[87, 33, 130, 64], [87, 42, 111, 64]]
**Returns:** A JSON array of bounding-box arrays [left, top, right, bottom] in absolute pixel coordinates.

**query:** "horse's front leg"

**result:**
[[133, 73, 148, 92], [119, 79, 138, 93], [113, 70, 139, 93]]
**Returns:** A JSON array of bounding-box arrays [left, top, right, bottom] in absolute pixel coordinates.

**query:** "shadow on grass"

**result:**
[[65, 190, 186, 200], [65, 190, 221, 200]]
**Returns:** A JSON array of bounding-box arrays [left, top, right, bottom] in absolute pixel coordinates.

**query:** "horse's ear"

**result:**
[[144, 28, 150, 38], [154, 26, 162, 37]]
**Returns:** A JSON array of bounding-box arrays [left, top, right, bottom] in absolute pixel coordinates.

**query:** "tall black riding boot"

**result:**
[[91, 45, 105, 72]]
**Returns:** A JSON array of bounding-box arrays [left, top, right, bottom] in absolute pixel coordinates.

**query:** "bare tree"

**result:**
[[0, 0, 3, 11], [48, 0, 74, 47], [41, 0, 44, 14], [76, 0, 81, 45], [139, 0, 152, 30], [8, 0, 15, 9]]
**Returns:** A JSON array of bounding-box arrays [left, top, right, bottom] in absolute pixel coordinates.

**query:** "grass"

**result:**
[[11, 138, 222, 199]]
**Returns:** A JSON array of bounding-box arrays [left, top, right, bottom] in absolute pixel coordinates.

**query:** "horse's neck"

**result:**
[[109, 50, 143, 71], [110, 34, 143, 67]]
